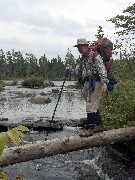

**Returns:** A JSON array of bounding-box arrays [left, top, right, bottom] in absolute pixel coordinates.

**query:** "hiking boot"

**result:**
[[79, 118, 87, 127], [93, 124, 104, 133], [94, 110, 102, 125], [79, 128, 94, 137]]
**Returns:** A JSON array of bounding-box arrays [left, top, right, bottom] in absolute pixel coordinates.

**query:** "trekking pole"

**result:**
[[50, 69, 69, 123], [45, 69, 70, 139]]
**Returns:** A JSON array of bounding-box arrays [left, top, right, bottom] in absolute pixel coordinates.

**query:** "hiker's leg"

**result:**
[[86, 82, 102, 113], [82, 82, 94, 127], [80, 82, 103, 137]]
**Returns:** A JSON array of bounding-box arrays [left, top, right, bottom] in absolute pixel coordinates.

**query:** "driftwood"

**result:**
[[1, 126, 135, 167]]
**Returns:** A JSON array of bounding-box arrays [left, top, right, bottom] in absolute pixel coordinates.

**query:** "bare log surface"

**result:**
[[1, 126, 135, 167]]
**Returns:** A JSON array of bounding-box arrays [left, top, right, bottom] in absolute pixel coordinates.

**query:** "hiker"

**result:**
[[66, 38, 108, 137]]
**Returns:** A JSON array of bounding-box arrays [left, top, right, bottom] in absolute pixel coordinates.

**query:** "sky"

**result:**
[[0, 0, 134, 60]]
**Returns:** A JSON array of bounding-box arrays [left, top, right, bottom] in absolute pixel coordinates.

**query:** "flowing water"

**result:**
[[1, 81, 135, 180]]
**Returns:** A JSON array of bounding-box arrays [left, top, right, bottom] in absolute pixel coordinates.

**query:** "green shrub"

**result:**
[[100, 79, 135, 130], [22, 76, 44, 88]]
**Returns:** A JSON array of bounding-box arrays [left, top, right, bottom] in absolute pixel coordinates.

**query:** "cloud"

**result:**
[[0, 0, 134, 60]]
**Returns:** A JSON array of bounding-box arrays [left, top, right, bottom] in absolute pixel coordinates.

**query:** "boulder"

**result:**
[[29, 95, 52, 104]]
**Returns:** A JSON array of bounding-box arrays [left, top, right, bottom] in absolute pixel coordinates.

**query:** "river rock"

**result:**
[[0, 97, 7, 101], [52, 89, 59, 93], [17, 92, 34, 98], [29, 95, 52, 104], [0, 117, 8, 121]]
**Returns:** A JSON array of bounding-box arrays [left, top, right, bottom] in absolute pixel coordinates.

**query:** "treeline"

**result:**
[[1, 48, 135, 81], [0, 49, 77, 80]]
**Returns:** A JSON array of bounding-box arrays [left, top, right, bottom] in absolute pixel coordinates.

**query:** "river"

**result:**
[[1, 81, 135, 180]]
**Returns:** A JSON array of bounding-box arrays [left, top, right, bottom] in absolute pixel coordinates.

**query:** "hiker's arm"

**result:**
[[66, 64, 80, 76], [94, 54, 109, 86], [66, 64, 72, 72]]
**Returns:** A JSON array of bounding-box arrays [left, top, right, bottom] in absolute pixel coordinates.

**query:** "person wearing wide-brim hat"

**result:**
[[73, 38, 90, 47], [66, 38, 108, 137]]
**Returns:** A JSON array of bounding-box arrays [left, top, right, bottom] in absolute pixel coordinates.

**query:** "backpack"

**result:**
[[89, 37, 113, 72], [89, 38, 117, 91]]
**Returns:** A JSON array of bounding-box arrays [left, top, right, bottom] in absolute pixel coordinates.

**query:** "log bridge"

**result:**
[[0, 126, 135, 167], [1, 117, 135, 167]]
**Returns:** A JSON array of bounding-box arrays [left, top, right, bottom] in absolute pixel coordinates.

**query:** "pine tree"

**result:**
[[95, 26, 104, 39], [108, 3, 135, 36], [108, 3, 135, 58], [39, 54, 48, 78], [0, 49, 6, 79]]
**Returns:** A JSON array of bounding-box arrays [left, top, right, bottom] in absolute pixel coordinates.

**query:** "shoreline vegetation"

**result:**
[[0, 57, 135, 131]]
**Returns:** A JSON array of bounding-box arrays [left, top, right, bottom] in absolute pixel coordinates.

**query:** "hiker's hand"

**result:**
[[66, 64, 72, 72], [101, 84, 108, 93]]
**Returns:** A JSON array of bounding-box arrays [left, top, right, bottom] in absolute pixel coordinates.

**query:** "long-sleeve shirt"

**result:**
[[75, 50, 109, 85]]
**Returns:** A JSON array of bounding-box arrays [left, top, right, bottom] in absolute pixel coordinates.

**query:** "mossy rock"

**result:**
[[44, 80, 54, 87], [5, 80, 18, 86], [29, 95, 52, 104], [0, 81, 4, 91]]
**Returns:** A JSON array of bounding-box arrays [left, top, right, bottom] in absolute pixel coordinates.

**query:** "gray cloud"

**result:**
[[0, 35, 74, 61], [0, 0, 134, 60], [0, 1, 84, 37]]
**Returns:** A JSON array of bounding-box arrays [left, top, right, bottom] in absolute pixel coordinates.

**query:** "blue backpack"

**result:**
[[107, 72, 117, 91]]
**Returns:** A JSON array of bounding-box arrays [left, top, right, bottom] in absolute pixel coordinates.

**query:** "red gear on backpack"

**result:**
[[89, 37, 113, 72]]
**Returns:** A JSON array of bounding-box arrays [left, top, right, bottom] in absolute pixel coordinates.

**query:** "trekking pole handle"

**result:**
[[66, 64, 72, 73]]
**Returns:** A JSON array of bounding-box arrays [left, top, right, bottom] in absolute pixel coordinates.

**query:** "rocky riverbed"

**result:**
[[1, 81, 135, 179], [5, 127, 135, 180]]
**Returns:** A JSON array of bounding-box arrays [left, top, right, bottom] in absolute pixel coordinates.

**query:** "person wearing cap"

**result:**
[[66, 38, 108, 137]]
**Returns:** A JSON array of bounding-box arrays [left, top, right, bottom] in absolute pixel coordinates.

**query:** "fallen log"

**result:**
[[1, 126, 135, 167]]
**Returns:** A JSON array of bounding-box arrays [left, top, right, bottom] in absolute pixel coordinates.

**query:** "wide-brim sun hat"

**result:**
[[73, 38, 90, 47]]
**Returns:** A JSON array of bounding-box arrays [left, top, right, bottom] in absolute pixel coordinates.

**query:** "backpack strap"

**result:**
[[87, 50, 96, 74], [78, 50, 99, 76], [93, 51, 99, 57]]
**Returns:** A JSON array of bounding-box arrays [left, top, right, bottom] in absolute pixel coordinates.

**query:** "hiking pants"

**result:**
[[82, 81, 102, 113]]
